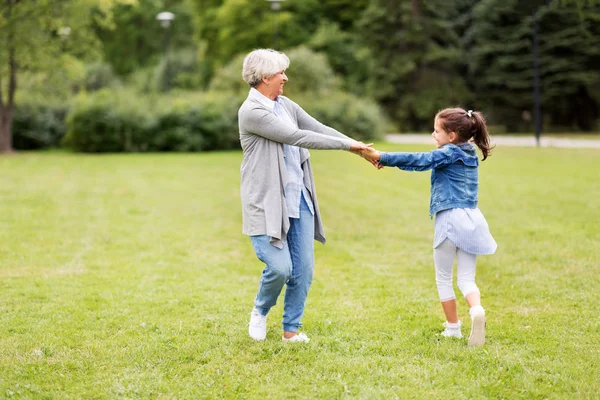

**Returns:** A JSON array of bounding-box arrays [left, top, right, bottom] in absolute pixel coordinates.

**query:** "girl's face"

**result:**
[[432, 117, 456, 149]]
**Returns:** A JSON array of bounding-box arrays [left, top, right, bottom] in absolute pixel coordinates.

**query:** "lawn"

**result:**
[[0, 144, 598, 399]]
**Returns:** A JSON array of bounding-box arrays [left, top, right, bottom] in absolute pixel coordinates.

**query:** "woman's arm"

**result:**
[[287, 99, 352, 140], [240, 105, 353, 150]]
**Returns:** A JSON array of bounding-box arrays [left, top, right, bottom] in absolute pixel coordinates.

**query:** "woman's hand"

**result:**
[[349, 141, 373, 154]]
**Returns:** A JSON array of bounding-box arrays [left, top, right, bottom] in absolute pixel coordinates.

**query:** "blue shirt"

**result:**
[[379, 143, 479, 216]]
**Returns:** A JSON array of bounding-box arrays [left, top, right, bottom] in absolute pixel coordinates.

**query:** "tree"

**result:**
[[0, 0, 132, 153], [463, 0, 600, 131], [94, 0, 196, 76], [354, 0, 473, 130]]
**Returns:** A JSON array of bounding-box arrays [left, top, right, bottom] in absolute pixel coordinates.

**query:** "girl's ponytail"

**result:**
[[436, 108, 495, 161], [470, 111, 493, 161]]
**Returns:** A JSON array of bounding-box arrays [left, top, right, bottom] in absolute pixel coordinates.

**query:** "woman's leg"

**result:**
[[282, 194, 315, 336], [250, 235, 292, 316], [433, 239, 459, 324]]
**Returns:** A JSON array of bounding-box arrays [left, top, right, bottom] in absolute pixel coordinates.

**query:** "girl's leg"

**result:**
[[433, 239, 459, 324], [456, 249, 480, 306], [456, 249, 486, 347]]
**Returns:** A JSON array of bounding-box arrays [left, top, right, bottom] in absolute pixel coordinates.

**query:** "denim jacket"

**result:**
[[379, 143, 479, 216]]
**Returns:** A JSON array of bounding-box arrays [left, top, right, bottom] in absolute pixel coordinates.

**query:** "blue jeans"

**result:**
[[250, 195, 315, 332]]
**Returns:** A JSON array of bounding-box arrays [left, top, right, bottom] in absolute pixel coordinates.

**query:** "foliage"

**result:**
[[63, 90, 154, 152], [63, 89, 243, 152], [153, 48, 208, 92], [80, 62, 122, 92], [209, 46, 340, 97], [0, 0, 136, 152], [463, 0, 600, 131], [94, 0, 196, 75], [307, 22, 374, 96], [356, 0, 472, 131], [297, 92, 388, 142], [0, 147, 598, 397], [12, 101, 70, 150]]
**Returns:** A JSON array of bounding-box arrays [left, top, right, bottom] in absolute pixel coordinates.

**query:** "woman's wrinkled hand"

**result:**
[[349, 141, 373, 154]]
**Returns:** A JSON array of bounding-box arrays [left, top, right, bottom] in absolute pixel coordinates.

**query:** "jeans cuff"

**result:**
[[254, 306, 269, 316], [282, 324, 299, 332]]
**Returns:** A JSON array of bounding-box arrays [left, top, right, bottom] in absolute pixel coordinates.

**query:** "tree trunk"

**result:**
[[0, 0, 16, 153], [412, 0, 421, 17], [0, 106, 14, 153]]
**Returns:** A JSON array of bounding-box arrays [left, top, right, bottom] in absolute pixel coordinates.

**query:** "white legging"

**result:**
[[433, 238, 480, 302]]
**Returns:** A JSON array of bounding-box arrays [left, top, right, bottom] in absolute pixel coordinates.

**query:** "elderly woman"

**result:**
[[239, 48, 370, 343]]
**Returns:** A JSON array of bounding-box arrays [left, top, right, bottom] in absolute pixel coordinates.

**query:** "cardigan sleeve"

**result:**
[[283, 97, 351, 140], [239, 104, 352, 150]]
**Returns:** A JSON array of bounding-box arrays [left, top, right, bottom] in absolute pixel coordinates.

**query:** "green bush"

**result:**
[[64, 90, 155, 152], [13, 101, 70, 150], [296, 92, 387, 142], [80, 62, 121, 92], [64, 90, 243, 153]]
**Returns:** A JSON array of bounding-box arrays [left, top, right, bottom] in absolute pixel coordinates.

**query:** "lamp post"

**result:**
[[531, 1, 550, 147], [58, 26, 71, 40], [266, 0, 284, 10], [532, 8, 542, 147], [58, 26, 71, 52], [266, 0, 284, 49], [156, 11, 175, 91]]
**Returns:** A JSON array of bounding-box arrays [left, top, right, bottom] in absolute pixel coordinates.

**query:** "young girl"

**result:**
[[362, 108, 497, 347]]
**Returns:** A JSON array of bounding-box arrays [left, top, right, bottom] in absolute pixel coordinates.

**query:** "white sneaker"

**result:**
[[441, 320, 463, 338], [248, 308, 267, 341], [468, 306, 486, 347], [282, 332, 310, 343]]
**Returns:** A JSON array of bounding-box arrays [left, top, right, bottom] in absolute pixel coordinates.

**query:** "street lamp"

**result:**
[[266, 0, 284, 10], [266, 0, 284, 48], [531, 1, 550, 147], [156, 11, 175, 91], [156, 11, 175, 28], [58, 26, 71, 40]]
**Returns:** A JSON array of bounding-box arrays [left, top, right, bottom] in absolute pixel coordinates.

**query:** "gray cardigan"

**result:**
[[238, 92, 353, 248]]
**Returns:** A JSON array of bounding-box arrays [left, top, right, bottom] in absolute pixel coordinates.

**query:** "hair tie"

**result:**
[[467, 110, 473, 118]]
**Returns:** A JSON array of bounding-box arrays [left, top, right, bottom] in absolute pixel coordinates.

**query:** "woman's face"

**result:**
[[265, 70, 288, 98]]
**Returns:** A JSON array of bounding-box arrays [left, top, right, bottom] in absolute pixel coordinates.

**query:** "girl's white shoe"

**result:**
[[441, 320, 463, 338], [468, 306, 486, 347]]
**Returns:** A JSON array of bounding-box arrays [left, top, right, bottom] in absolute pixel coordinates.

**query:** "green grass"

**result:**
[[1, 145, 598, 399]]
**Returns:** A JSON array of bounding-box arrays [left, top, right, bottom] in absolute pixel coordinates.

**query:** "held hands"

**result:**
[[349, 141, 383, 169]]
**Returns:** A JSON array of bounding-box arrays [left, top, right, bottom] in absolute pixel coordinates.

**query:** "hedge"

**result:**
[[62, 89, 386, 153], [12, 102, 70, 150]]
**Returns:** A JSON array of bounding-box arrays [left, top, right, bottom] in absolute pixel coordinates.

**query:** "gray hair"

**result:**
[[242, 49, 290, 87]]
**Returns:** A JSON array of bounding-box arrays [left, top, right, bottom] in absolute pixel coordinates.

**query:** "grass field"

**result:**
[[1, 144, 598, 399]]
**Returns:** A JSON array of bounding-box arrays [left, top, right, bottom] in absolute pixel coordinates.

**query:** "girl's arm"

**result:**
[[379, 146, 455, 171]]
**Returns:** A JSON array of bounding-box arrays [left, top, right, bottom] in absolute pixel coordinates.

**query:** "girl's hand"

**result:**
[[360, 147, 383, 169]]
